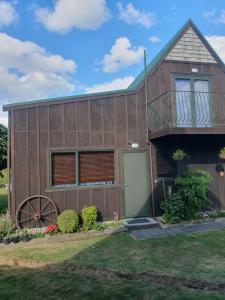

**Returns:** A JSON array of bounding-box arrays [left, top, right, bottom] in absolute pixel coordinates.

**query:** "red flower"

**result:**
[[44, 224, 58, 235]]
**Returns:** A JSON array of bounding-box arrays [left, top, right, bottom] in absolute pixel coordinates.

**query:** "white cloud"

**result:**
[[85, 76, 134, 93], [35, 0, 110, 34], [203, 10, 215, 18], [217, 10, 225, 24], [149, 35, 160, 43], [117, 2, 155, 28], [0, 1, 18, 27], [101, 37, 144, 73], [0, 33, 77, 110], [206, 35, 225, 62]]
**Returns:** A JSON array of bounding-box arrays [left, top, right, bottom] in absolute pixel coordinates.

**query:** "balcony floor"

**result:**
[[149, 126, 225, 140]]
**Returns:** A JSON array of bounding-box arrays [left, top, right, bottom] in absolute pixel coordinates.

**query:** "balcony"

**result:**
[[148, 91, 225, 139]]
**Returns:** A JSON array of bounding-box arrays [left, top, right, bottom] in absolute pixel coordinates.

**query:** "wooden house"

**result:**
[[3, 20, 225, 228]]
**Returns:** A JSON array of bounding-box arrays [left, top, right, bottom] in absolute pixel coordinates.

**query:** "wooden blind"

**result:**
[[79, 151, 114, 184], [52, 153, 76, 186]]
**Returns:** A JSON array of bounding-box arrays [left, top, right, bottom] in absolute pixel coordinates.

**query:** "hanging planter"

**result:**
[[219, 147, 225, 160], [172, 149, 188, 161]]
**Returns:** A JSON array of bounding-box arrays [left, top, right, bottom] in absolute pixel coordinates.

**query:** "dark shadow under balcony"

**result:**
[[148, 91, 225, 139]]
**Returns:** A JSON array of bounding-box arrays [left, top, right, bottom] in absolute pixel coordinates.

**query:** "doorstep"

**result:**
[[123, 217, 159, 231]]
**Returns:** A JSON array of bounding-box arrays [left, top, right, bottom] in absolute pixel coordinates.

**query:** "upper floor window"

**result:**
[[51, 150, 115, 188], [174, 76, 211, 128]]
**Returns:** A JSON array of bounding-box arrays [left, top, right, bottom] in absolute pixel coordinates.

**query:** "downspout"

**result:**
[[144, 50, 155, 218]]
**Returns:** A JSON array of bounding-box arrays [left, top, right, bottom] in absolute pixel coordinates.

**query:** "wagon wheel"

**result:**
[[16, 195, 58, 230]]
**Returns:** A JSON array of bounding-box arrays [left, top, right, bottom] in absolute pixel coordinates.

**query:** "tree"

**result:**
[[0, 124, 7, 174]]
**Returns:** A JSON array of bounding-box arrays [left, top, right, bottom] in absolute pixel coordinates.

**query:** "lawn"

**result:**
[[1, 230, 225, 299], [0, 188, 7, 213]]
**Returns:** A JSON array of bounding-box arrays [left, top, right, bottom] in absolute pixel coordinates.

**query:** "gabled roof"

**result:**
[[3, 19, 225, 111], [128, 19, 225, 89]]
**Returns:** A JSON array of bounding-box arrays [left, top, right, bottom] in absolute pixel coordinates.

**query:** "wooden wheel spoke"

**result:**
[[28, 201, 36, 214], [42, 216, 54, 222], [30, 219, 37, 228], [19, 217, 34, 223], [41, 210, 57, 217], [19, 210, 30, 215], [40, 201, 51, 214]]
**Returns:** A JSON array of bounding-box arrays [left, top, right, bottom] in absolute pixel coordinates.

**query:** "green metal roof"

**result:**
[[3, 19, 224, 111]]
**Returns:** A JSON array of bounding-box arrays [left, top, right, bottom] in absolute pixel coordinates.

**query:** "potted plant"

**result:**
[[172, 149, 188, 161], [219, 147, 225, 160]]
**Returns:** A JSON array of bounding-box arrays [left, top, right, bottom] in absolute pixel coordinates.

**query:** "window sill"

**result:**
[[45, 184, 120, 192]]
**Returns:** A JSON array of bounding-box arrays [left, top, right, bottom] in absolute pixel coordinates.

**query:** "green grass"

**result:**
[[0, 188, 7, 213], [1, 230, 225, 298]]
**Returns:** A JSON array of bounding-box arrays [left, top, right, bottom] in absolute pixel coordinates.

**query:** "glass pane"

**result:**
[[194, 80, 211, 127], [175, 79, 192, 127]]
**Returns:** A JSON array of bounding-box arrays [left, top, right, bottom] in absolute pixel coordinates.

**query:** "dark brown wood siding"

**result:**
[[9, 88, 149, 222]]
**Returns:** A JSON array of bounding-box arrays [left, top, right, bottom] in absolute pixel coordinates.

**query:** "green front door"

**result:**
[[123, 152, 150, 218]]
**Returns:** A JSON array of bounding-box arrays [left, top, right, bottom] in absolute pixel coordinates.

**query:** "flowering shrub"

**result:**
[[44, 224, 58, 236]]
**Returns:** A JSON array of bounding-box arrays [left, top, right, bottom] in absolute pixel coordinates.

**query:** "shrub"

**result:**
[[57, 210, 79, 233], [0, 211, 12, 237], [81, 205, 98, 231], [161, 169, 212, 223]]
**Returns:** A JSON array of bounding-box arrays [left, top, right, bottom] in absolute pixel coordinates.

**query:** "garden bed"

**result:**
[[156, 216, 225, 229], [0, 224, 127, 246]]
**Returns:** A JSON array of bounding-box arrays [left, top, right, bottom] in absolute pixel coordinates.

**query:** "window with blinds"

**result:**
[[79, 151, 115, 186], [52, 153, 76, 186], [51, 151, 115, 187]]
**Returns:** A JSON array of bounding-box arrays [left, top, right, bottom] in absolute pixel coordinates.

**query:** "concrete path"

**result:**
[[130, 218, 225, 240]]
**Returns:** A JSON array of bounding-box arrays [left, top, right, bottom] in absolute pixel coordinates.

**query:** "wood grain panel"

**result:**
[[65, 190, 79, 212], [50, 132, 63, 147], [49, 104, 63, 131], [79, 190, 92, 209], [65, 131, 77, 147], [105, 188, 118, 220], [115, 95, 126, 131], [39, 132, 48, 193], [91, 131, 103, 147], [90, 100, 102, 130], [14, 132, 28, 208], [14, 110, 27, 131], [93, 189, 105, 221], [103, 98, 115, 131], [127, 94, 137, 131], [28, 132, 38, 195], [104, 131, 115, 147], [78, 131, 90, 147], [77, 101, 89, 131], [28, 107, 37, 131], [38, 106, 48, 132], [64, 102, 77, 131]]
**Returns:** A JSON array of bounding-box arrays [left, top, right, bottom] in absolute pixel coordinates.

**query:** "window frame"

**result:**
[[48, 148, 116, 190], [173, 74, 213, 127]]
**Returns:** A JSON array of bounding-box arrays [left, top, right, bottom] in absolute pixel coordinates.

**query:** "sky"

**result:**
[[1, 0, 225, 126]]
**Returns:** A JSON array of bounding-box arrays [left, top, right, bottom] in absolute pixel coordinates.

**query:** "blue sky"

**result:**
[[1, 0, 225, 126]]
